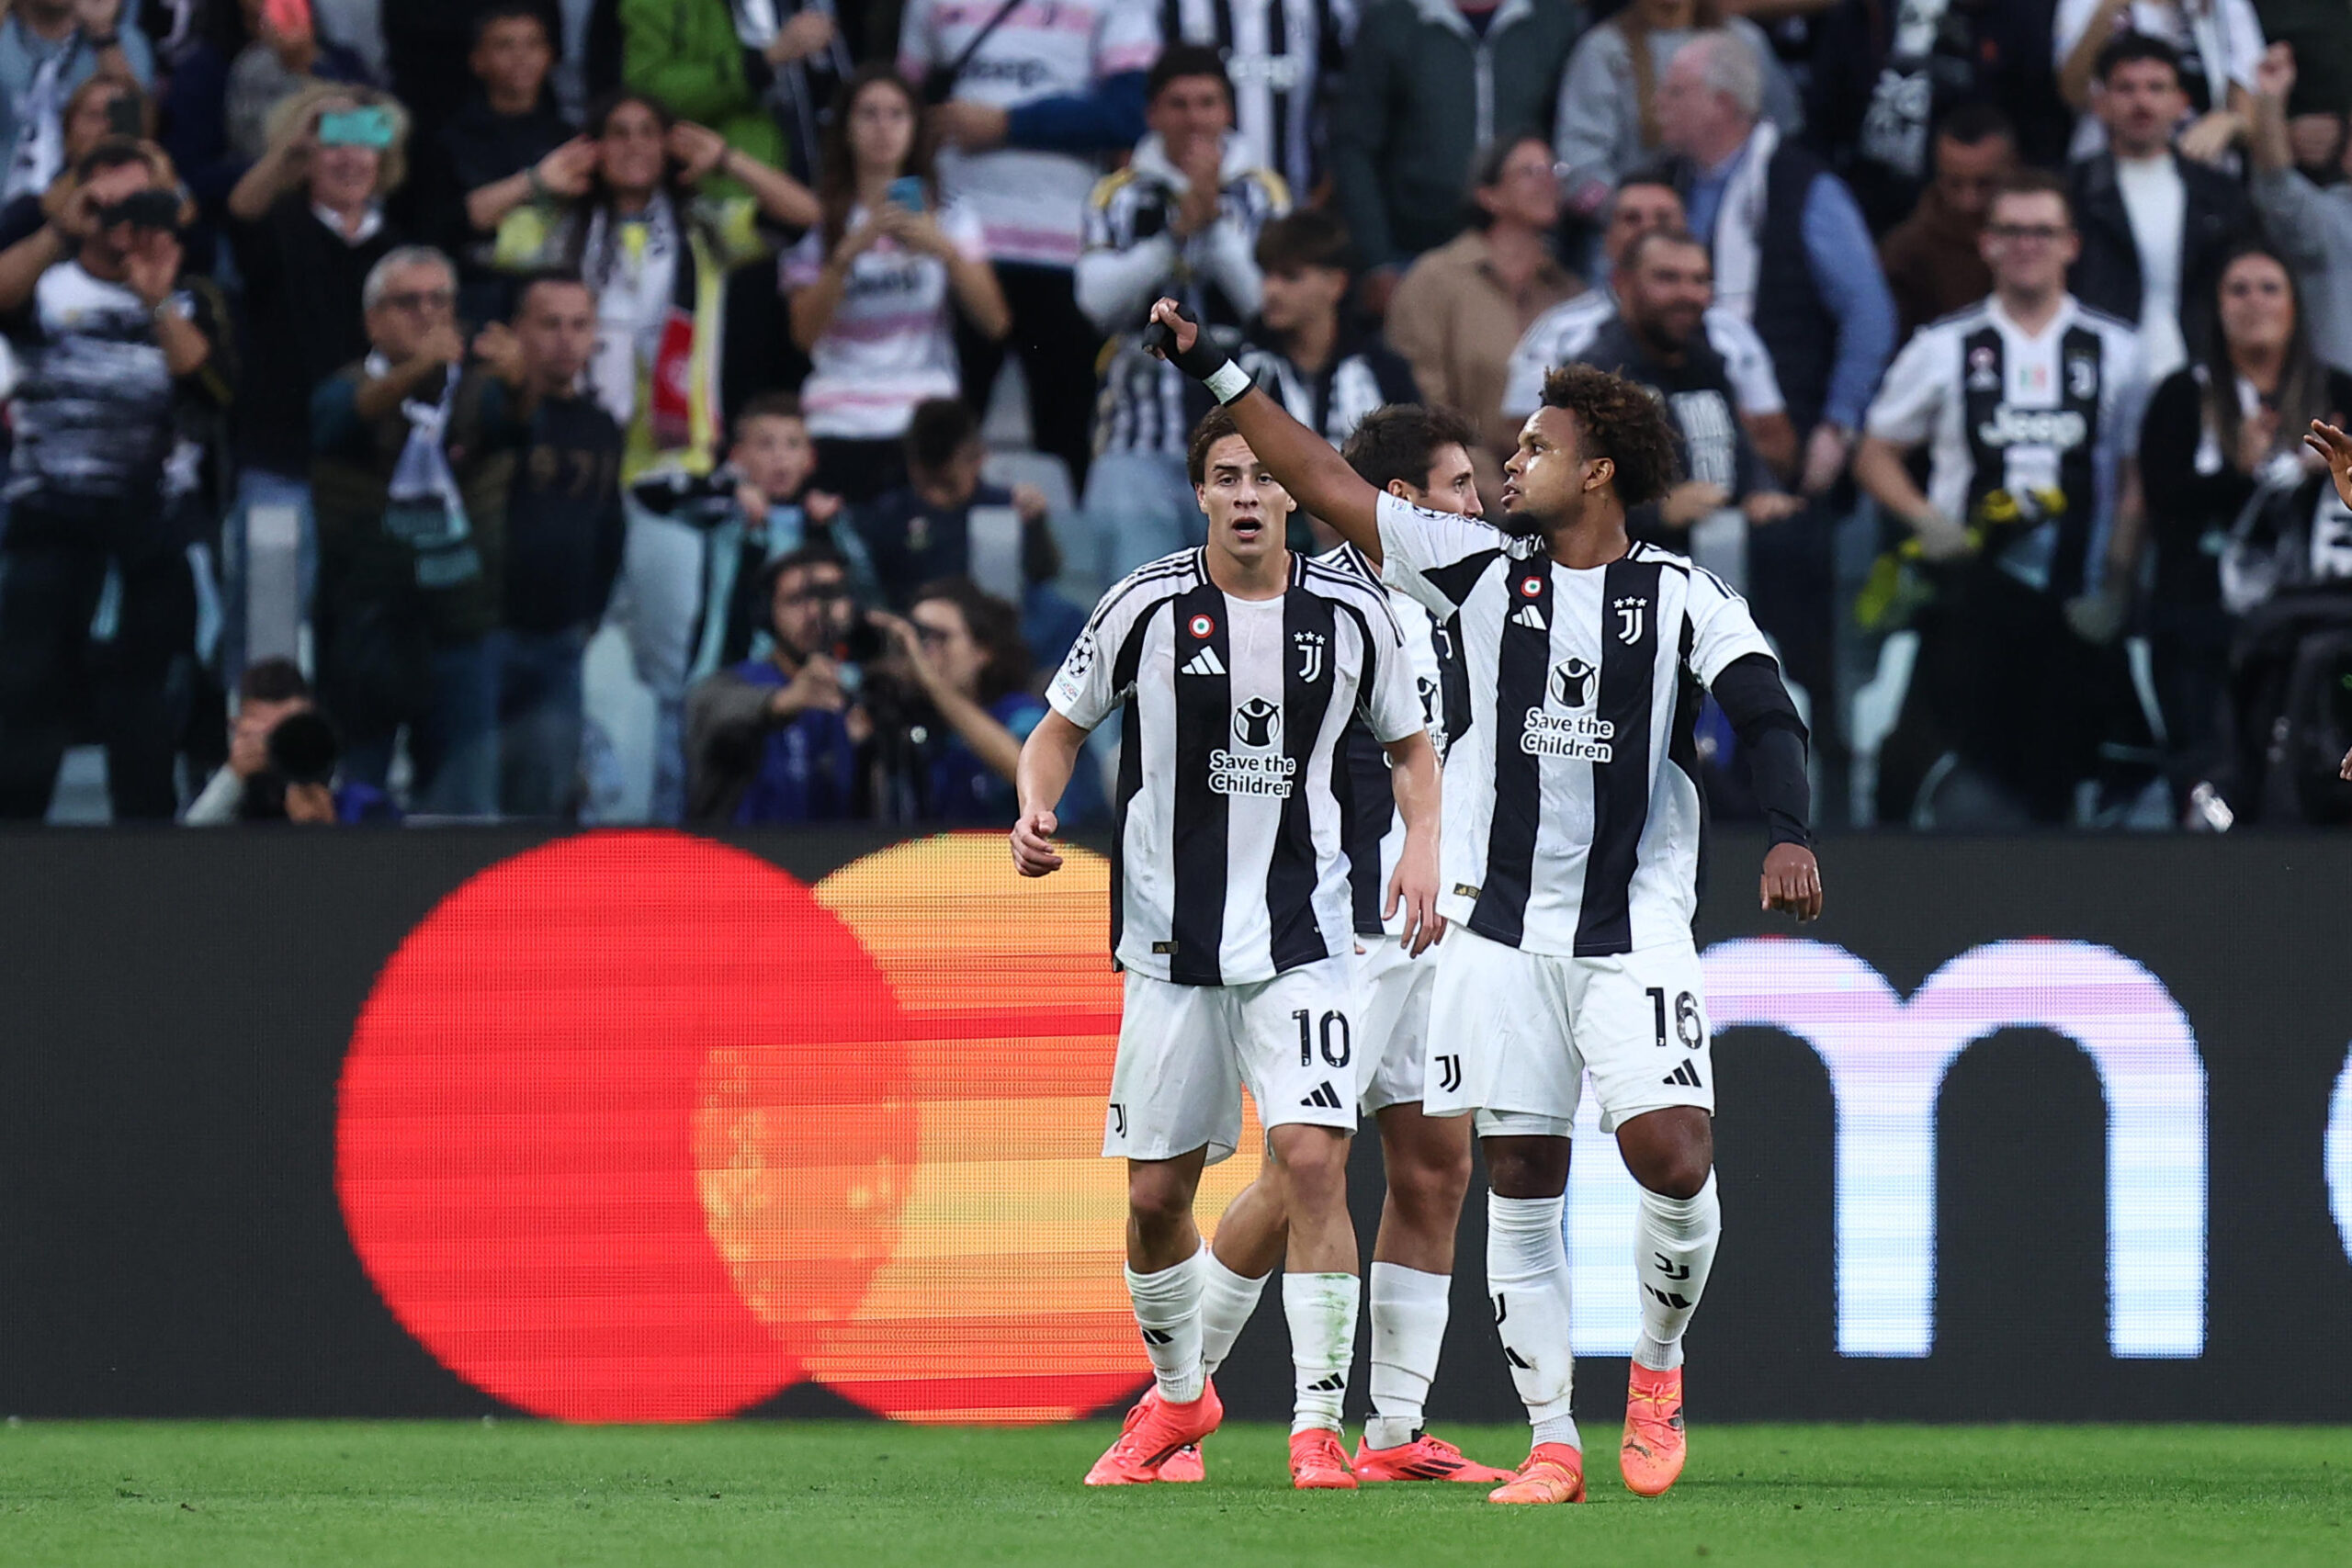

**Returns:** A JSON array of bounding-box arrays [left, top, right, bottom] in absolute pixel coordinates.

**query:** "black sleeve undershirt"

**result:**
[[1709, 650, 1813, 849]]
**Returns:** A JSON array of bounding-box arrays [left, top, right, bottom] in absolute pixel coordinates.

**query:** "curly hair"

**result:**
[[1539, 364, 1682, 509]]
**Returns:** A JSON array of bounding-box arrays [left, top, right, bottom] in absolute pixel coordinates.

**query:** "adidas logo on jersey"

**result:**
[[1510, 604, 1547, 630], [1662, 1059, 1704, 1089], [1299, 1081, 1344, 1111], [1181, 647, 1227, 676]]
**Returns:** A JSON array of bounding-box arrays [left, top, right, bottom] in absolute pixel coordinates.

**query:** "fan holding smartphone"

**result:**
[[782, 66, 1010, 505]]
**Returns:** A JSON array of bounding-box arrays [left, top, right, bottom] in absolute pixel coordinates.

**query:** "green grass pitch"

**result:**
[[6, 1421, 2348, 1566]]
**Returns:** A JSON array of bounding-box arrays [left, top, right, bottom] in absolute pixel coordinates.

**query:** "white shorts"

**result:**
[[1422, 925, 1713, 1137], [1353, 935, 1436, 1114], [1103, 954, 1361, 1164]]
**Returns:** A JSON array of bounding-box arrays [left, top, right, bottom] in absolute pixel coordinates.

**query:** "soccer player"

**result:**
[[1011, 406, 1443, 1490], [1851, 168, 2146, 826], [1141, 295, 1823, 1506], [1180, 405, 1513, 1488]]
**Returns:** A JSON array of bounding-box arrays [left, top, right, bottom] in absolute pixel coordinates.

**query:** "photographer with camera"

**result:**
[[234, 705, 399, 825], [683, 543, 871, 825], [0, 136, 228, 820]]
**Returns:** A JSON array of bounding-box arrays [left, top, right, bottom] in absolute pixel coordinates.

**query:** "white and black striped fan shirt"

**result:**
[[1048, 546, 1423, 986], [1375, 493, 1776, 956]]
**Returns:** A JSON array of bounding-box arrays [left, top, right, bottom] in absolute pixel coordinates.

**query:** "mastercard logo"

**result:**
[[335, 831, 1265, 1425]]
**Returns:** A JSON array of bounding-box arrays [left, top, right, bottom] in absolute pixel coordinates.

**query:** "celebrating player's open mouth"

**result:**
[[1012, 295, 1824, 1505]]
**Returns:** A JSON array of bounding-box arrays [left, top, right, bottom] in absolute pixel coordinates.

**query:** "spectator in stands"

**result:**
[[2068, 34, 2258, 385], [621, 391, 873, 822], [619, 0, 787, 175], [1566, 228, 1804, 546], [233, 706, 401, 823], [1503, 170, 1795, 479], [436, 5, 578, 272], [786, 64, 1010, 505], [2058, 0, 2265, 164], [2249, 41, 2352, 371], [1658, 31, 1894, 495], [897, 0, 1159, 492], [1385, 134, 1580, 472], [1238, 209, 1419, 458], [1805, 0, 2069, 232], [875, 576, 1060, 823], [224, 81, 412, 673], [684, 544, 865, 824], [311, 245, 526, 817], [162, 0, 370, 225], [1658, 28, 1894, 777], [183, 655, 314, 823], [1879, 105, 2018, 341], [1551, 0, 1800, 234], [0, 0, 155, 209], [858, 398, 1087, 668], [386, 1, 560, 160], [2138, 242, 2352, 819], [729, 1, 854, 184], [498, 271, 624, 818], [1329, 0, 1579, 307], [0, 138, 226, 821], [1077, 43, 1286, 582], [1161, 0, 1351, 199], [0, 73, 147, 247], [484, 89, 816, 480]]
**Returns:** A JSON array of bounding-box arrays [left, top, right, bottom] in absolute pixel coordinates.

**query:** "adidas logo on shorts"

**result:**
[[1662, 1059, 1703, 1089], [1299, 1081, 1344, 1110]]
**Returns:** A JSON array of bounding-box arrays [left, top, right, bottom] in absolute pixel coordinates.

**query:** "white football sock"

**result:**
[[1363, 1261, 1450, 1450], [1633, 1172, 1720, 1372], [1198, 1245, 1270, 1375], [1487, 1193, 1579, 1451], [1283, 1271, 1361, 1435], [1125, 1249, 1205, 1404]]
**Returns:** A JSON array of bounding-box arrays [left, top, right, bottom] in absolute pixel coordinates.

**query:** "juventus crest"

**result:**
[[1293, 629, 1326, 682], [1614, 595, 1648, 645]]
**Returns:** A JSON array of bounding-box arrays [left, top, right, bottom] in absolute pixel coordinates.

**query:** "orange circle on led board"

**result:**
[[698, 832, 1266, 1425]]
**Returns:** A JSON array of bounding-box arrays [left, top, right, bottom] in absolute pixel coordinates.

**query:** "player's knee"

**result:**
[[1629, 1145, 1713, 1201], [1392, 1142, 1473, 1218], [1483, 1138, 1570, 1200], [1125, 1166, 1196, 1230], [1271, 1126, 1350, 1201]]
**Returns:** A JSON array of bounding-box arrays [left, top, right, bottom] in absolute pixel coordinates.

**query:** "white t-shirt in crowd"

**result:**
[[897, 0, 1162, 269], [781, 200, 988, 442], [2114, 152, 2188, 380]]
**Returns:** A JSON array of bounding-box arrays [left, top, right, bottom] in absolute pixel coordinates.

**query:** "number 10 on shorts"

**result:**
[[1295, 1009, 1351, 1068]]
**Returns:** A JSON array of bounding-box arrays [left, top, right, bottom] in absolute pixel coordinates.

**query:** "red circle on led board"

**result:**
[[335, 831, 914, 1422]]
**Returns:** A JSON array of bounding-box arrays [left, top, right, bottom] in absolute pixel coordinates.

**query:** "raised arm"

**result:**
[[1146, 297, 1386, 561]]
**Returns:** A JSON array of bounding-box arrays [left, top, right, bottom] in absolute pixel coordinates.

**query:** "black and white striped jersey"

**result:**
[[1048, 546, 1424, 985], [1374, 492, 1777, 956], [1325, 546, 1461, 937], [1163, 0, 1356, 197]]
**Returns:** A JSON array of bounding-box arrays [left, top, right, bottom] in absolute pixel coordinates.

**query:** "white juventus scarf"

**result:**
[[580, 192, 682, 429], [1709, 121, 1775, 324], [4, 33, 77, 203]]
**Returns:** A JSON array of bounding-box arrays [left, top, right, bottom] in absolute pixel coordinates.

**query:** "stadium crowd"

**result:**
[[6, 0, 2352, 829]]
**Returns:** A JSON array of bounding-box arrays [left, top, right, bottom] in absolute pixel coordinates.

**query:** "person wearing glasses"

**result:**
[[1852, 168, 2151, 827], [311, 244, 530, 818], [682, 544, 867, 824]]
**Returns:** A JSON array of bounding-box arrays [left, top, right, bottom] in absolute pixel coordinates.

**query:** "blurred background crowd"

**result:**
[[9, 0, 2352, 831]]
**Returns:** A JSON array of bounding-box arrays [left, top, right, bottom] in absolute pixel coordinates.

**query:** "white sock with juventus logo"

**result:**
[[1283, 1271, 1361, 1435], [1633, 1172, 1720, 1371], [1125, 1248, 1206, 1404], [1487, 1193, 1581, 1451]]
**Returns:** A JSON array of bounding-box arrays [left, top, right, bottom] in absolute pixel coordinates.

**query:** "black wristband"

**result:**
[[1142, 300, 1239, 387]]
